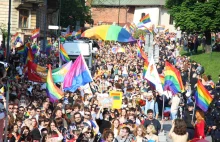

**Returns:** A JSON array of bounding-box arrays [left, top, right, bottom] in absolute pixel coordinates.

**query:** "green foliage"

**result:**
[[133, 30, 147, 39], [60, 0, 92, 28], [0, 23, 8, 38], [165, 0, 220, 33]]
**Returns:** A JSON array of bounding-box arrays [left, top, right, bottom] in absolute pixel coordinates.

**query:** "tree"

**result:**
[[60, 0, 92, 28], [0, 23, 8, 48], [133, 30, 147, 39], [165, 0, 220, 44]]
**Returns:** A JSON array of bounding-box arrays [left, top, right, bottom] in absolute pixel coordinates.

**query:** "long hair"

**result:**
[[134, 125, 146, 137], [196, 110, 205, 123], [173, 119, 187, 135]]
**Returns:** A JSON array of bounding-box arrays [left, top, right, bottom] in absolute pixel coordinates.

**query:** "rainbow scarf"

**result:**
[[164, 61, 185, 95], [195, 80, 213, 112], [46, 64, 64, 102], [60, 44, 70, 62], [139, 14, 151, 24]]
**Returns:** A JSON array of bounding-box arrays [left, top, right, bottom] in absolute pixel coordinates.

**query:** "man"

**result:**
[[143, 91, 159, 119], [115, 127, 133, 142], [183, 102, 195, 140], [170, 93, 180, 120], [23, 107, 37, 130], [69, 112, 83, 131], [211, 101, 220, 142], [96, 107, 111, 134], [143, 109, 161, 135]]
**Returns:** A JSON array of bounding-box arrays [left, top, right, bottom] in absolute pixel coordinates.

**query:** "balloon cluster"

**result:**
[[135, 98, 146, 106]]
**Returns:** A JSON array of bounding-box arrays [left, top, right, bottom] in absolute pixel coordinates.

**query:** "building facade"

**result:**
[[90, 0, 176, 32], [0, 0, 58, 44]]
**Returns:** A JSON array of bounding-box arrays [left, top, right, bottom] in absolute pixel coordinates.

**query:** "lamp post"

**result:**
[[58, 0, 61, 36], [43, 0, 47, 52], [4, 0, 11, 141]]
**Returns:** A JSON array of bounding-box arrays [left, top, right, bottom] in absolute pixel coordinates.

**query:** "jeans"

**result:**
[[171, 112, 177, 120]]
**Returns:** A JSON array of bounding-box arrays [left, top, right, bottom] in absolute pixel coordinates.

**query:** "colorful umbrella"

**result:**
[[81, 25, 136, 42]]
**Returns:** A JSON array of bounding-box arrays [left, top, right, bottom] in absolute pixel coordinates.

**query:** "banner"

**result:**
[[110, 91, 123, 109], [31, 28, 40, 39], [27, 61, 72, 83], [28, 61, 47, 82], [97, 93, 113, 108]]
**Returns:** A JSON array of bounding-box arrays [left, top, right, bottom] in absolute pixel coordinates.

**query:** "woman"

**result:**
[[169, 119, 188, 142], [47, 120, 63, 142], [30, 118, 41, 141], [192, 110, 205, 139], [111, 119, 120, 138], [8, 124, 20, 142], [119, 108, 127, 124], [18, 126, 32, 142], [102, 129, 114, 142], [145, 125, 159, 142], [134, 125, 147, 142]]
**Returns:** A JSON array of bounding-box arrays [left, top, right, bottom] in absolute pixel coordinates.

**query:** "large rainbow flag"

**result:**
[[60, 44, 70, 62], [140, 14, 151, 24], [164, 61, 184, 95], [46, 64, 64, 102], [137, 40, 148, 60], [63, 54, 93, 92], [195, 80, 213, 112]]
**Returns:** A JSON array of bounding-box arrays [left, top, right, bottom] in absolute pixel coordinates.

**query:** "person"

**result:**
[[102, 129, 115, 142], [170, 93, 180, 120], [133, 125, 147, 142], [18, 126, 32, 142], [115, 127, 133, 142], [192, 110, 205, 139], [143, 109, 161, 135], [143, 92, 159, 119], [111, 119, 120, 138], [169, 119, 188, 142], [183, 102, 195, 140], [210, 101, 220, 142], [96, 107, 111, 134], [145, 125, 159, 142]]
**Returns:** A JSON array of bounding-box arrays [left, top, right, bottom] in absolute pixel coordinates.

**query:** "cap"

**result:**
[[124, 119, 135, 125], [187, 102, 194, 107], [103, 110, 110, 116]]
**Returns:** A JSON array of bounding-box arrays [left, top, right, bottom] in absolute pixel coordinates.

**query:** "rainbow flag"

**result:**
[[31, 28, 40, 39], [164, 61, 185, 95], [137, 40, 148, 60], [52, 61, 72, 83], [159, 74, 165, 86], [75, 29, 81, 39], [31, 44, 38, 54], [143, 59, 149, 77], [137, 46, 141, 58], [130, 23, 137, 32], [140, 14, 151, 24], [195, 80, 213, 112], [17, 45, 26, 54], [60, 44, 70, 62], [46, 43, 52, 56], [24, 43, 34, 63], [63, 54, 93, 92], [25, 112, 30, 117], [46, 64, 64, 102]]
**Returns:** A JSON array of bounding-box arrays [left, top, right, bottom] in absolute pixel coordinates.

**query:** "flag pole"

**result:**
[[191, 100, 196, 123], [58, 38, 62, 67]]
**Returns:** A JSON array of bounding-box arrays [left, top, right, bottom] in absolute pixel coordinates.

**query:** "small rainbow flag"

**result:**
[[143, 59, 149, 77], [46, 64, 64, 102], [75, 29, 81, 39], [137, 46, 141, 58], [60, 44, 70, 62], [164, 61, 185, 95], [195, 80, 213, 112], [17, 45, 25, 54], [137, 40, 148, 60], [31, 28, 40, 39], [25, 112, 30, 117], [140, 14, 151, 24]]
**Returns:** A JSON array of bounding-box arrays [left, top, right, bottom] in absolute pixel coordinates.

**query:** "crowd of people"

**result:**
[[0, 32, 219, 142]]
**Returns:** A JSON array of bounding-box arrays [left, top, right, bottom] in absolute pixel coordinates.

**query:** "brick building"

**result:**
[[90, 0, 175, 31]]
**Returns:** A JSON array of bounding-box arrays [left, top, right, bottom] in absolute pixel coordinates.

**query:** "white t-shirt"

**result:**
[[171, 95, 180, 113]]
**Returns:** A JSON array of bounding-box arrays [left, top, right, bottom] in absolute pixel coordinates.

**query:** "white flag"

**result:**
[[145, 57, 163, 93]]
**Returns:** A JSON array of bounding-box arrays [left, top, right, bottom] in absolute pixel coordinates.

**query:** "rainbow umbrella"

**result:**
[[81, 25, 136, 42]]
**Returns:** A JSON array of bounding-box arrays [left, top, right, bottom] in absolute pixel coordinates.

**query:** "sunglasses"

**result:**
[[86, 131, 92, 134], [9, 107, 13, 109], [19, 109, 24, 111], [84, 113, 91, 116]]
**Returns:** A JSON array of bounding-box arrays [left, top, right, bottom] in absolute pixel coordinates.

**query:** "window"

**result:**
[[141, 13, 145, 18], [19, 9, 29, 28], [169, 15, 174, 25]]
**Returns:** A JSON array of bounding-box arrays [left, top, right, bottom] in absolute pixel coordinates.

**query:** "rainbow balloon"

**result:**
[[81, 25, 136, 42]]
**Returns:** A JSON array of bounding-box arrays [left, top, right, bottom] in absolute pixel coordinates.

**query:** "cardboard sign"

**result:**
[[110, 91, 123, 109]]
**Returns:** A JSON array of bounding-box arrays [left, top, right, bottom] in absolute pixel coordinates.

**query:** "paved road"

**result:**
[[158, 120, 212, 142]]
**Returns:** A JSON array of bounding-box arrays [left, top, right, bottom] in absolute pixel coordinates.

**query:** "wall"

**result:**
[[160, 7, 176, 32], [133, 7, 159, 28], [91, 7, 134, 26], [0, 0, 20, 34]]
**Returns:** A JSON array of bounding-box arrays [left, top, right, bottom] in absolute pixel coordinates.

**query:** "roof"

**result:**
[[92, 0, 165, 6]]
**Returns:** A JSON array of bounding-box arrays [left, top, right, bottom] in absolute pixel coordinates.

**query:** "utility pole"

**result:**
[[4, 0, 11, 141], [58, 0, 61, 36], [118, 0, 120, 26], [43, 0, 47, 52]]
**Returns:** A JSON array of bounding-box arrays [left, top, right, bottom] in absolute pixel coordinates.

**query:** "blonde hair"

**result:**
[[134, 125, 146, 137], [147, 125, 157, 134]]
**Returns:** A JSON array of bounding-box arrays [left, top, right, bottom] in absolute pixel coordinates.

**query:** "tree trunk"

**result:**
[[205, 30, 211, 45]]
